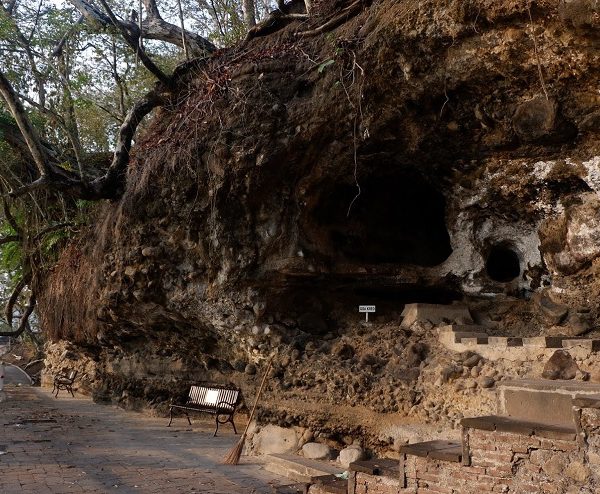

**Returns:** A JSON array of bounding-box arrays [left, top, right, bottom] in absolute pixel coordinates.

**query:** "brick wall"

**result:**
[[353, 472, 401, 494], [354, 429, 592, 494]]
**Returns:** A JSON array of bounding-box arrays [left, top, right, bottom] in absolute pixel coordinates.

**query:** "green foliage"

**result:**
[[0, 220, 23, 282], [0, 240, 23, 279], [39, 227, 71, 261]]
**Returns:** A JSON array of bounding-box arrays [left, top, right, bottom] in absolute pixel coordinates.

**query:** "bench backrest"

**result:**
[[68, 370, 78, 381], [188, 386, 240, 411]]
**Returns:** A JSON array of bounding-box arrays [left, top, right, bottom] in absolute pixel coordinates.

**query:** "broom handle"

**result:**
[[242, 355, 274, 436]]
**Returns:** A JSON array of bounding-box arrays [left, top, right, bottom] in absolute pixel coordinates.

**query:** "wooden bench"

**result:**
[[52, 369, 78, 398], [168, 384, 241, 436]]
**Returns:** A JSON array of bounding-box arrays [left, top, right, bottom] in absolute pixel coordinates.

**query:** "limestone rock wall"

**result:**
[[38, 0, 600, 445]]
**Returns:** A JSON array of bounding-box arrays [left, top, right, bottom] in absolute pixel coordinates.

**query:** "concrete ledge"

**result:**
[[265, 454, 344, 483], [349, 459, 398, 477], [562, 339, 600, 351], [572, 394, 600, 408], [499, 379, 600, 426], [487, 336, 523, 347], [522, 337, 565, 348], [461, 415, 576, 441], [399, 440, 462, 463]]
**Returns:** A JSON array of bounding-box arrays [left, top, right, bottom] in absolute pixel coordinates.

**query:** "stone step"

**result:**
[[461, 415, 576, 441], [349, 458, 399, 477], [438, 325, 489, 344], [399, 439, 462, 463], [401, 304, 473, 329], [562, 339, 600, 351], [522, 336, 565, 348], [499, 379, 600, 426], [265, 453, 344, 483]]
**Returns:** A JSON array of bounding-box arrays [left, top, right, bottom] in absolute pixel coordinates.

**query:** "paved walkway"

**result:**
[[0, 386, 285, 493], [2, 364, 33, 385]]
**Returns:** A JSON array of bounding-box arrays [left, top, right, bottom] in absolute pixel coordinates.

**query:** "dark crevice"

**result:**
[[486, 244, 521, 282], [309, 172, 452, 266]]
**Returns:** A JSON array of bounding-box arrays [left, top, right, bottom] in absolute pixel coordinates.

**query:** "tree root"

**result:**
[[295, 0, 364, 37]]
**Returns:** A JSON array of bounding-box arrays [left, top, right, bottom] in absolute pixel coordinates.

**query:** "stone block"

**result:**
[[401, 304, 473, 328], [499, 379, 600, 426]]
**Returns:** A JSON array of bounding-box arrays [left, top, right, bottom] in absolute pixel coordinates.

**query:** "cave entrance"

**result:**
[[314, 172, 452, 266], [486, 244, 521, 282]]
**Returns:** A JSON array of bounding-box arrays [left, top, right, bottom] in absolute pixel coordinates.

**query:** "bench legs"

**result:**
[[53, 383, 74, 398], [168, 408, 192, 427], [215, 413, 237, 437], [167, 408, 237, 436]]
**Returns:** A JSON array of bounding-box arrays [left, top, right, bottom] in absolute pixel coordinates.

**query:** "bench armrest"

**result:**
[[217, 400, 237, 411]]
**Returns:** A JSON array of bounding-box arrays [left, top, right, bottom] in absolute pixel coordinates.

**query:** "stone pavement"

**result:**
[[0, 386, 286, 493]]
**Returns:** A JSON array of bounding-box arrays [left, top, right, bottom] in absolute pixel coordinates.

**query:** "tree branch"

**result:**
[[2, 196, 22, 236], [97, 0, 172, 86], [5, 271, 31, 327], [51, 15, 85, 58], [0, 292, 36, 338], [33, 222, 73, 242], [0, 70, 51, 178], [91, 90, 162, 198], [67, 0, 215, 57]]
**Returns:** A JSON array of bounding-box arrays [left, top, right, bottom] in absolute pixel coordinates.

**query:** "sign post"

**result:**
[[359, 305, 376, 322]]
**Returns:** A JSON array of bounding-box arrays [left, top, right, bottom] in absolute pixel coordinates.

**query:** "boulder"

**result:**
[[338, 446, 365, 468], [301, 442, 332, 460], [542, 350, 579, 380], [252, 425, 299, 455]]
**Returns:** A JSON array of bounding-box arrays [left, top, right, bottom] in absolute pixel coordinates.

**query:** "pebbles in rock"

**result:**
[[479, 376, 495, 389]]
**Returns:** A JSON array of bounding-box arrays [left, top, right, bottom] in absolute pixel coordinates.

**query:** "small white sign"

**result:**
[[359, 305, 376, 313], [359, 305, 376, 322]]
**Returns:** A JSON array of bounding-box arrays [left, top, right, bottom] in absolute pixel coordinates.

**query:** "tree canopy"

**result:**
[[0, 0, 293, 338]]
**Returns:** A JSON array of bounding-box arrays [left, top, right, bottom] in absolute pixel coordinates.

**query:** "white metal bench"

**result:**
[[168, 384, 241, 436]]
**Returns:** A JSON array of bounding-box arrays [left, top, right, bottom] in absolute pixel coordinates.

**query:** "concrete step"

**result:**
[[399, 440, 462, 463], [499, 379, 600, 427], [265, 453, 344, 483], [461, 415, 576, 441]]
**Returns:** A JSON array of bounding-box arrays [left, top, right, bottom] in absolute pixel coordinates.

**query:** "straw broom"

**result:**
[[222, 355, 274, 465]]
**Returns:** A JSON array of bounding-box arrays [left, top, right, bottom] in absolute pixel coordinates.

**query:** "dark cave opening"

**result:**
[[314, 173, 452, 266], [486, 244, 521, 282]]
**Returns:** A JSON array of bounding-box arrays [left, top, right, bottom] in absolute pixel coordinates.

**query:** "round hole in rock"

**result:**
[[312, 173, 452, 266], [486, 245, 521, 282]]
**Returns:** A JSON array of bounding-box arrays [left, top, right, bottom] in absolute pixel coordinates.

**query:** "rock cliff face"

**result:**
[[40, 0, 599, 450]]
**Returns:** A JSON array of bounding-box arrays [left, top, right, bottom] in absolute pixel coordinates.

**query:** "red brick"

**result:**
[[485, 465, 513, 478]]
